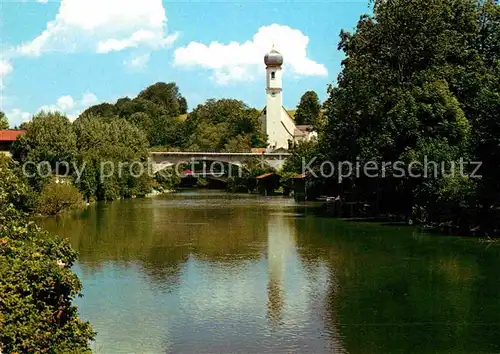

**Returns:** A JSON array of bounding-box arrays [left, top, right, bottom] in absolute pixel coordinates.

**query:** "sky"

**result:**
[[0, 0, 373, 127]]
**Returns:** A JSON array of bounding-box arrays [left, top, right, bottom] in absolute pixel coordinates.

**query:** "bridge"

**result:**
[[150, 151, 291, 174]]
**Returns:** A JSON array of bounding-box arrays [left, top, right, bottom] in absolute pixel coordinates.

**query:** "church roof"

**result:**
[[264, 48, 283, 67], [294, 128, 307, 137], [295, 125, 314, 132]]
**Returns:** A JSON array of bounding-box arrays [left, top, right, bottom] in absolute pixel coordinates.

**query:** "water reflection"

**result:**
[[266, 212, 294, 327], [38, 191, 500, 353]]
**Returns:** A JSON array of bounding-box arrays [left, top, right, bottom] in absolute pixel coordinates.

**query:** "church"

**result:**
[[259, 46, 317, 152]]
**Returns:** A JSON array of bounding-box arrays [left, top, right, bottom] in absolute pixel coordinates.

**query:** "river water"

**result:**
[[39, 191, 500, 353]]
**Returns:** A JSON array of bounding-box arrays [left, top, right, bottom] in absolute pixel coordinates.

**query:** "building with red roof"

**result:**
[[0, 130, 26, 156]]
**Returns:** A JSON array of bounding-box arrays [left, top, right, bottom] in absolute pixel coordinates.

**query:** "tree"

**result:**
[[137, 82, 186, 118], [80, 82, 189, 149], [178, 96, 188, 115], [11, 111, 77, 191], [35, 179, 84, 216], [294, 91, 321, 126], [0, 111, 9, 129], [73, 114, 151, 200], [320, 0, 498, 228], [0, 156, 94, 353], [223, 135, 252, 152], [81, 102, 117, 118], [283, 139, 321, 174], [184, 99, 267, 151]]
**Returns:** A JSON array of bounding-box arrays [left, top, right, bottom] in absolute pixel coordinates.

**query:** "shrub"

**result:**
[[155, 168, 181, 190], [35, 179, 84, 216], [0, 157, 94, 353]]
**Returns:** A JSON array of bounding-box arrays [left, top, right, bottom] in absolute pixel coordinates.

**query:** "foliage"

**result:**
[[82, 82, 188, 148], [35, 179, 84, 216], [137, 82, 184, 118], [321, 0, 500, 230], [73, 115, 152, 201], [178, 96, 188, 115], [183, 99, 267, 151], [227, 157, 275, 192], [0, 156, 94, 353], [81, 103, 118, 119], [0, 155, 36, 212], [196, 176, 209, 188], [11, 111, 77, 192], [81, 84, 266, 153], [223, 135, 253, 152], [9, 108, 156, 203], [283, 139, 321, 174], [0, 111, 9, 130], [279, 171, 299, 190], [294, 90, 322, 127], [154, 167, 182, 190]]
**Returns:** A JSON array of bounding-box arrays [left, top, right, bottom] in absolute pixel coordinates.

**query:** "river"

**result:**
[[39, 190, 500, 353]]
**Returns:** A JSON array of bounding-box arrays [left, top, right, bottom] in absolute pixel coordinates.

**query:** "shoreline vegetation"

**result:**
[[0, 156, 95, 353], [0, 0, 499, 352]]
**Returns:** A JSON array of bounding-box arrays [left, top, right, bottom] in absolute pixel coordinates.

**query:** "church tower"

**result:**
[[264, 46, 284, 150]]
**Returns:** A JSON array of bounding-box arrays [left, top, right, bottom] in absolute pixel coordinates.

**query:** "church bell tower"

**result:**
[[264, 46, 284, 150]]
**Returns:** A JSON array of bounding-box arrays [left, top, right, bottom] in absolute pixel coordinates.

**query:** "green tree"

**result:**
[[283, 139, 321, 174], [73, 114, 151, 200], [82, 82, 189, 149], [223, 135, 252, 152], [184, 99, 267, 151], [178, 96, 188, 115], [81, 102, 117, 118], [137, 82, 186, 118], [321, 0, 496, 226], [35, 179, 84, 216], [0, 111, 9, 129], [11, 111, 77, 191], [0, 156, 94, 353], [466, 1, 500, 229], [294, 91, 321, 126]]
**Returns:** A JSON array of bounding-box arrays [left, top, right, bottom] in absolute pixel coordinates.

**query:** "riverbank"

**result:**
[[146, 187, 176, 197]]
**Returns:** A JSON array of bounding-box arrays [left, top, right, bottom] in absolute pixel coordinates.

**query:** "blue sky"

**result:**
[[0, 0, 372, 126]]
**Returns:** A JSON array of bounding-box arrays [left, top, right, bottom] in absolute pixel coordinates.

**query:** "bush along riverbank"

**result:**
[[0, 156, 95, 353]]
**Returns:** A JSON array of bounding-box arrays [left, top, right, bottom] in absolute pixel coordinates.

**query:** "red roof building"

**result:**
[[0, 130, 26, 142], [0, 130, 26, 155]]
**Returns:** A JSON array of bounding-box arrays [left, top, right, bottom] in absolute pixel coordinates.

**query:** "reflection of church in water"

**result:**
[[266, 211, 294, 325], [265, 210, 345, 352]]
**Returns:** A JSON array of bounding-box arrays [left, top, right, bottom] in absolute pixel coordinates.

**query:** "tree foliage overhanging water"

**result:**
[[285, 0, 500, 233], [0, 156, 95, 353]]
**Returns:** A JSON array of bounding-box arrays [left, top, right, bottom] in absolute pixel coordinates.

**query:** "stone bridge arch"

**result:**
[[149, 152, 290, 175]]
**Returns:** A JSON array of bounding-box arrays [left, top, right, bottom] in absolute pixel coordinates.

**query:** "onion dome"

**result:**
[[264, 48, 283, 67]]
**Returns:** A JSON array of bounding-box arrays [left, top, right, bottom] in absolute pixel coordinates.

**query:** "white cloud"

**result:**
[[173, 24, 328, 85], [56, 95, 75, 110], [81, 92, 98, 106], [34, 92, 99, 121], [0, 59, 13, 89], [5, 109, 32, 126], [36, 0, 49, 3], [211, 66, 254, 86], [124, 53, 151, 70], [16, 0, 178, 56], [0, 60, 12, 77]]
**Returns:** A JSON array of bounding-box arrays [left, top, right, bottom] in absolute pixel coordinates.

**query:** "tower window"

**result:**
[[271, 72, 275, 79]]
